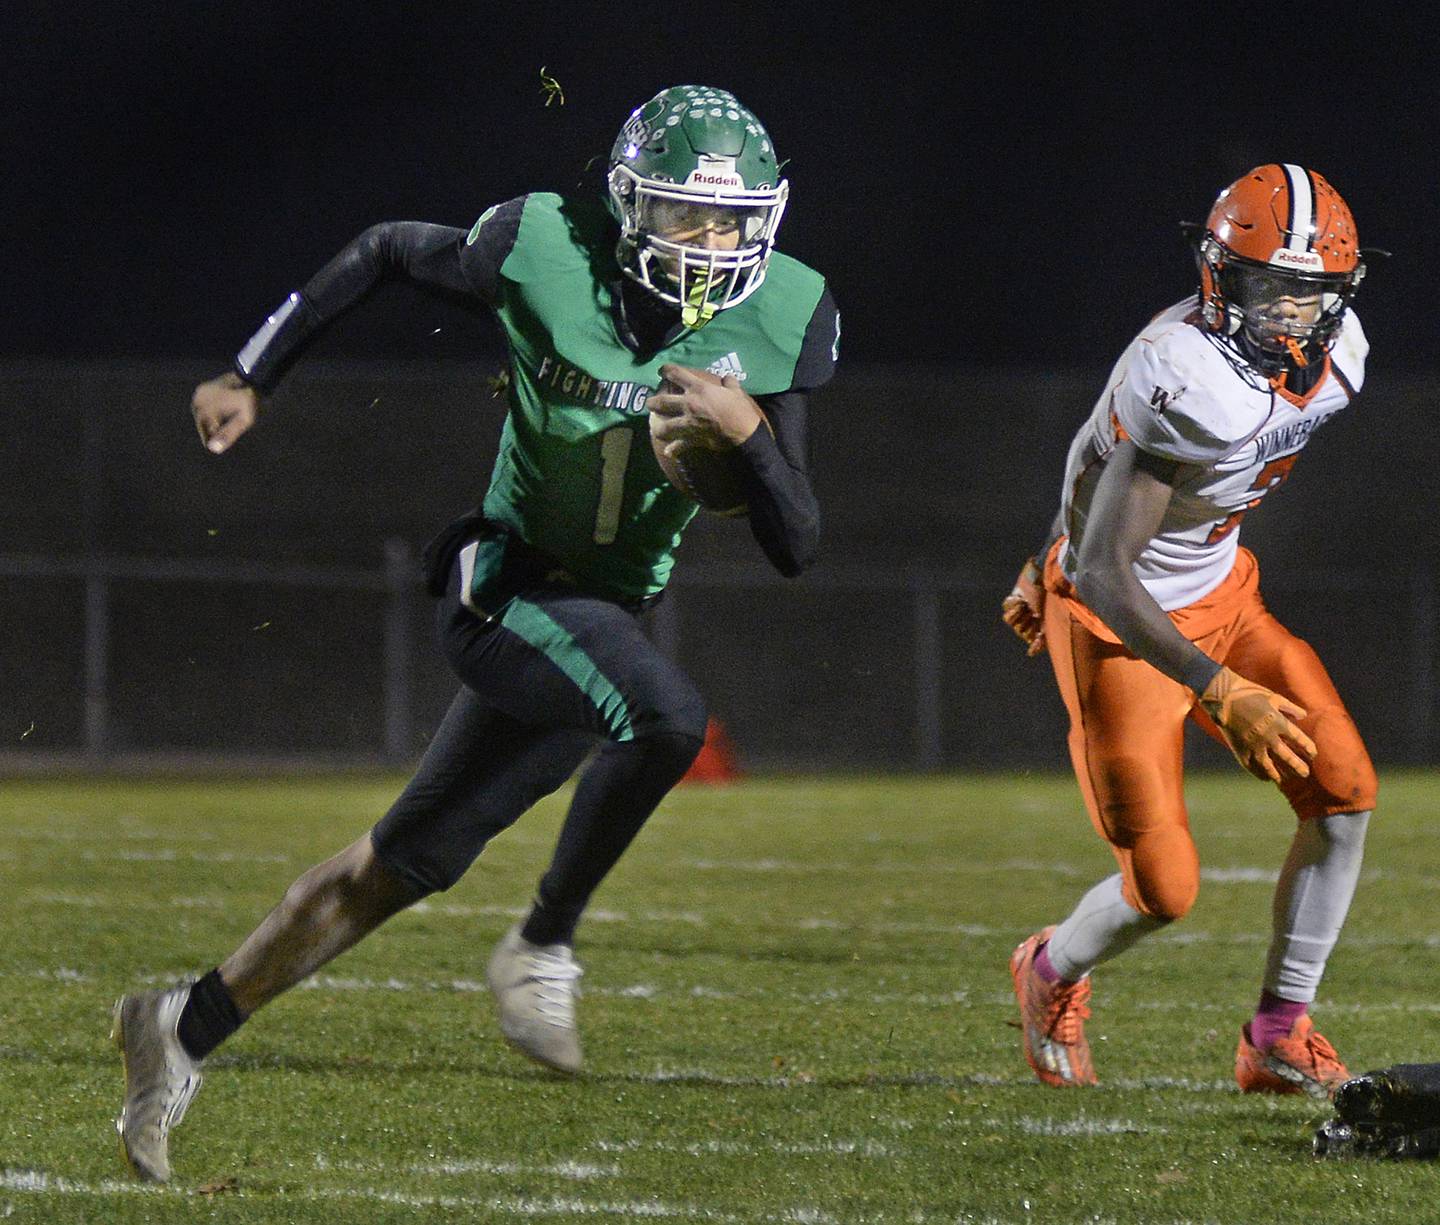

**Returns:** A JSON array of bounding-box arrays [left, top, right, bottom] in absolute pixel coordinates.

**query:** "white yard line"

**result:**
[[26, 891, 231, 911], [405, 902, 706, 926], [1013, 1117, 1161, 1136], [0, 1169, 841, 1223], [38, 888, 1440, 952], [681, 859, 1087, 876], [12, 963, 1440, 1017], [26, 967, 90, 982], [76, 849, 290, 864], [313, 1155, 620, 1179], [1199, 868, 1278, 883], [633, 1069, 1237, 1093], [592, 1138, 896, 1158], [284, 975, 976, 1007]]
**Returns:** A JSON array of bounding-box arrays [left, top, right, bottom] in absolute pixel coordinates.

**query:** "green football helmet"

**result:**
[[607, 85, 789, 328]]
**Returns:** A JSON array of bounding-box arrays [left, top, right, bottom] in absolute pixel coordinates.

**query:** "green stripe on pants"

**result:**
[[500, 597, 635, 741]]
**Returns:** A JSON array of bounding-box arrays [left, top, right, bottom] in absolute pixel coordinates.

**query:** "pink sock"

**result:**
[[1250, 990, 1307, 1049], [1033, 942, 1066, 984]]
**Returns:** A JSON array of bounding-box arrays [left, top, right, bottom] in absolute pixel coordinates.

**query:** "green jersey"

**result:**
[[236, 197, 836, 600], [468, 193, 828, 600]]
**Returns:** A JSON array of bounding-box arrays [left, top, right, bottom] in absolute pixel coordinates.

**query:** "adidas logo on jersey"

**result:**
[[706, 352, 747, 381]]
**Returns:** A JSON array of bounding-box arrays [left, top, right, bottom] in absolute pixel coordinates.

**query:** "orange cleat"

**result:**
[[1009, 926, 1097, 1087], [1235, 1015, 1349, 1100]]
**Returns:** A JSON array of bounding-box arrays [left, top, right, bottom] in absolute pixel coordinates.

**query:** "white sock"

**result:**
[[1263, 811, 1370, 1003], [1045, 873, 1166, 982]]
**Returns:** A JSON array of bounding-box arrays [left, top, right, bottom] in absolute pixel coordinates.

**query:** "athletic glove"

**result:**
[[1197, 666, 1317, 782], [1001, 557, 1046, 656]]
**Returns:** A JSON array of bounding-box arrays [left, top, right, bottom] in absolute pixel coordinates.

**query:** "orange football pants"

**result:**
[[1042, 544, 1377, 921]]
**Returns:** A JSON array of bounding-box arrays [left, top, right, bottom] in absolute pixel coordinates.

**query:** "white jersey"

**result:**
[[1058, 298, 1367, 609]]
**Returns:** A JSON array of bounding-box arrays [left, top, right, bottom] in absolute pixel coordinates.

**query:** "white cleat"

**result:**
[[486, 924, 584, 1073], [111, 982, 203, 1182]]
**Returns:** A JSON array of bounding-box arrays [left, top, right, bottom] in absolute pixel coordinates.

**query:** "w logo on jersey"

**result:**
[[1150, 383, 1185, 413], [706, 352, 747, 381]]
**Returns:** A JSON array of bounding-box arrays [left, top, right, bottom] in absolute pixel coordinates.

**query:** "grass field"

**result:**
[[3, 770, 1440, 1223]]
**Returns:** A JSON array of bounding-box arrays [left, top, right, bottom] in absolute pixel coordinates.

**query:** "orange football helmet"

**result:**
[[1196, 164, 1365, 366]]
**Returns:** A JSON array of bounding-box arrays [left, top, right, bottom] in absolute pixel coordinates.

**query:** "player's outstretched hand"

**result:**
[[1198, 666, 1318, 783], [649, 364, 763, 457], [1001, 557, 1047, 656], [191, 372, 260, 454]]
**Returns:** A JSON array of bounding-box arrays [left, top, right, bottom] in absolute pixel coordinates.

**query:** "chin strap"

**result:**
[[1268, 337, 1310, 392]]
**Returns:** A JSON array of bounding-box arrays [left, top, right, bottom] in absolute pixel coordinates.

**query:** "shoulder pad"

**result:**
[[1116, 323, 1268, 465], [1331, 310, 1369, 393], [499, 193, 613, 284]]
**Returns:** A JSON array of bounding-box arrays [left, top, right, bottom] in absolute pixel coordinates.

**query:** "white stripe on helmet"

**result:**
[[1281, 164, 1314, 252]]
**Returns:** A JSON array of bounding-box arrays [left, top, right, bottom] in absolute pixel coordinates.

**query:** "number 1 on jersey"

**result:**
[[593, 427, 633, 544]]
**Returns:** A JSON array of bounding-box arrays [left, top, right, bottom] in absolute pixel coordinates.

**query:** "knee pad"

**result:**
[[633, 682, 708, 745], [629, 727, 706, 777], [1125, 827, 1200, 922]]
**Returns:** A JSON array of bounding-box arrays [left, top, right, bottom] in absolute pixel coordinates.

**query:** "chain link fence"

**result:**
[[2, 359, 1435, 771]]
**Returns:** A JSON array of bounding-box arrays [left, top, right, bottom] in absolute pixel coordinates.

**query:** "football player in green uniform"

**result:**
[[112, 85, 838, 1182]]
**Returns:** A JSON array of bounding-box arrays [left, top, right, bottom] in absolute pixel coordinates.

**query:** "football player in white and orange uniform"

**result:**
[[1002, 164, 1377, 1097]]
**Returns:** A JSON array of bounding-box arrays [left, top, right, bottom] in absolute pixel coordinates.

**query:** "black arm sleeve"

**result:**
[[234, 198, 525, 393], [730, 284, 838, 576], [734, 391, 820, 576]]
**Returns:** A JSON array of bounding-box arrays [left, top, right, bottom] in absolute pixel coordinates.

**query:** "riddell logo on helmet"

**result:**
[[686, 157, 743, 189], [1268, 248, 1325, 270], [689, 171, 744, 187]]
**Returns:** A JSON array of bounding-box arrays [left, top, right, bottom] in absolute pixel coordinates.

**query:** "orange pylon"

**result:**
[[680, 716, 743, 785]]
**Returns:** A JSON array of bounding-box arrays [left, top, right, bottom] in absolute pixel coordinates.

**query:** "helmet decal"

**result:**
[[607, 86, 788, 326], [1277, 163, 1316, 258]]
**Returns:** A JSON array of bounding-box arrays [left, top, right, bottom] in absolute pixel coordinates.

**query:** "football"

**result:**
[[649, 370, 770, 517]]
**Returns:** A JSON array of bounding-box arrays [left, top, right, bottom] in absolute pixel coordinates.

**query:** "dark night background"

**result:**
[[6, 4, 1435, 369], [3, 4, 1439, 767]]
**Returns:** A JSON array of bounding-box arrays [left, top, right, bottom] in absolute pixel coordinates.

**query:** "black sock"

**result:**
[[176, 968, 245, 1060], [519, 894, 569, 948]]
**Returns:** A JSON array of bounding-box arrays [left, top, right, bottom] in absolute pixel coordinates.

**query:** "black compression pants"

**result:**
[[370, 550, 705, 945]]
